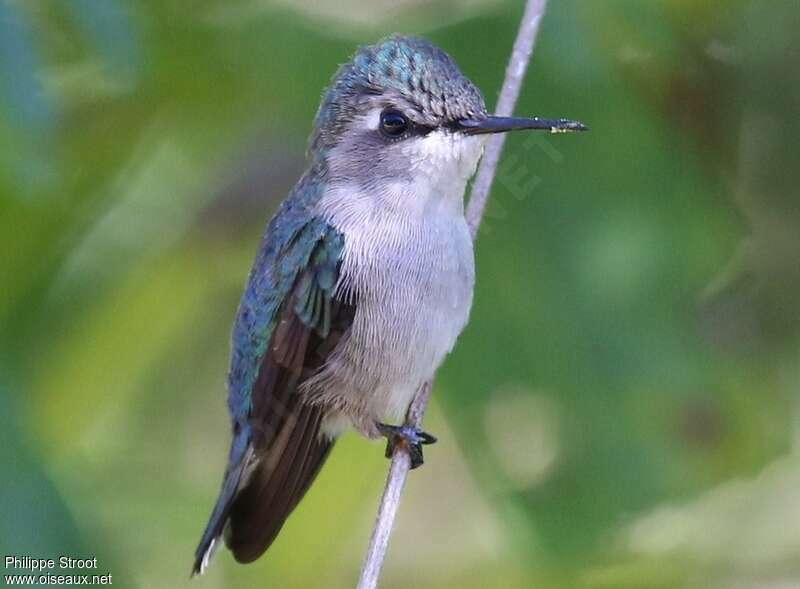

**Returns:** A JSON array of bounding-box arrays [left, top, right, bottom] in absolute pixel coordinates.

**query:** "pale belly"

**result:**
[[304, 208, 475, 438]]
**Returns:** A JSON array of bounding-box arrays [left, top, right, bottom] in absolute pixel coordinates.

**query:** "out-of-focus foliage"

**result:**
[[1, 0, 799, 587]]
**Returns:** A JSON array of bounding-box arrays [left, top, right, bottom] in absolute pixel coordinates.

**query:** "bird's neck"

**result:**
[[311, 143, 482, 223]]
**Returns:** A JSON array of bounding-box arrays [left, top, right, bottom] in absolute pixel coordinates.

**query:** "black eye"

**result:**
[[380, 109, 408, 137]]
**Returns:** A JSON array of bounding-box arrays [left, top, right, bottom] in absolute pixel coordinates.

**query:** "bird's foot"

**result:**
[[376, 423, 437, 469]]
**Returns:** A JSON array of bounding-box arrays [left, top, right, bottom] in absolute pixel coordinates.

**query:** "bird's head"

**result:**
[[311, 35, 585, 198]]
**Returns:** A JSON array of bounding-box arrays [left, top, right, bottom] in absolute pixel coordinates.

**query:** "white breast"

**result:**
[[307, 187, 474, 436]]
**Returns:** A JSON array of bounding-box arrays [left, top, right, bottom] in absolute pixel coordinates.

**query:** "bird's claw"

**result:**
[[376, 423, 437, 469]]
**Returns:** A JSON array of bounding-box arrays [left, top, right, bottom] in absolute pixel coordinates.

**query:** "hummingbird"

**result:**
[[193, 34, 585, 574]]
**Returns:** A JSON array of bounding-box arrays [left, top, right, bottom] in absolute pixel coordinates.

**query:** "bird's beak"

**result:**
[[456, 115, 587, 135]]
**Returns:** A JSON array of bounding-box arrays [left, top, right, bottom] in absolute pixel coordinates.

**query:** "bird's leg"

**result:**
[[376, 423, 437, 469]]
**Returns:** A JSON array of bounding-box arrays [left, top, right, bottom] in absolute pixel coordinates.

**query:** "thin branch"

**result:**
[[467, 0, 548, 238], [355, 2, 549, 588], [356, 383, 431, 589]]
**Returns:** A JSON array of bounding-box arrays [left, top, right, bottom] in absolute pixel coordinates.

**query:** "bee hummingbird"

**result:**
[[193, 35, 585, 574]]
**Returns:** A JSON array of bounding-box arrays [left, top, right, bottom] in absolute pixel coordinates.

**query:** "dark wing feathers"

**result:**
[[229, 404, 330, 563], [192, 211, 353, 574]]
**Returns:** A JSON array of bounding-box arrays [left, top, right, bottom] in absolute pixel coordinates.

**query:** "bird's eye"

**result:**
[[379, 110, 409, 138]]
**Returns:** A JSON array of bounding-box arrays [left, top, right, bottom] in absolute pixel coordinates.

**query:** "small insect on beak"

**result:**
[[456, 116, 588, 135]]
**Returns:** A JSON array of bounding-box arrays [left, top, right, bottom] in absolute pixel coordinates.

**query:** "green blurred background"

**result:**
[[2, 0, 799, 587]]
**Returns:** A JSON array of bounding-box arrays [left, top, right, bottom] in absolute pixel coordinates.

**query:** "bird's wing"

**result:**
[[193, 180, 355, 573]]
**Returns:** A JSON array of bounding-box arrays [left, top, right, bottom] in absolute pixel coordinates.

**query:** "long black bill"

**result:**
[[457, 116, 587, 135]]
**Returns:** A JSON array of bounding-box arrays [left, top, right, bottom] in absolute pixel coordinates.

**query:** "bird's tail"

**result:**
[[192, 432, 251, 576], [192, 402, 333, 575]]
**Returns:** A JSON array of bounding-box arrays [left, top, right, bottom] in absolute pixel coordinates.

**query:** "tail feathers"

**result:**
[[192, 403, 333, 573], [192, 438, 252, 576], [227, 402, 332, 563]]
